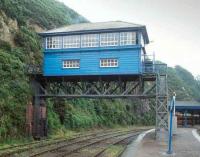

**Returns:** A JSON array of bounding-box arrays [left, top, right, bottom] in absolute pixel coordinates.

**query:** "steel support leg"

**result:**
[[156, 74, 168, 138], [31, 80, 47, 139], [184, 110, 187, 127]]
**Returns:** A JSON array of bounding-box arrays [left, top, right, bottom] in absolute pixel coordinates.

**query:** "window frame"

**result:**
[[120, 32, 136, 46], [45, 31, 138, 49], [46, 36, 62, 49], [100, 58, 119, 68], [62, 59, 80, 69], [81, 34, 99, 48], [100, 32, 119, 47], [63, 35, 81, 49], [140, 33, 145, 47]]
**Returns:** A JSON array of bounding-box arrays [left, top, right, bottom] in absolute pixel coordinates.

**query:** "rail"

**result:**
[[0, 128, 147, 157]]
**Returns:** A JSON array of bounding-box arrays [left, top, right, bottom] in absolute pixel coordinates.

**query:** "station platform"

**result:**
[[134, 128, 200, 157]]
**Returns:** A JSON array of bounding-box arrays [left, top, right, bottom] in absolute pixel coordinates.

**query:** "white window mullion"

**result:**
[[81, 34, 99, 48], [63, 35, 80, 48], [63, 60, 80, 69], [45, 37, 47, 49], [120, 32, 136, 46], [100, 33, 119, 47], [46, 36, 62, 49], [100, 58, 118, 68], [46, 31, 137, 49]]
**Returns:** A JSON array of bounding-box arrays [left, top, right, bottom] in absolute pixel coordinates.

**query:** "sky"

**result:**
[[58, 0, 200, 77]]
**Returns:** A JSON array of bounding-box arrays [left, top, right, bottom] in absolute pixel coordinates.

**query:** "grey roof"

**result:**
[[175, 101, 200, 107], [40, 21, 145, 34]]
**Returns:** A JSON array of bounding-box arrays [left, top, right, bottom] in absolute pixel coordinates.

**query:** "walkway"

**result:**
[[136, 128, 200, 157], [124, 128, 200, 157]]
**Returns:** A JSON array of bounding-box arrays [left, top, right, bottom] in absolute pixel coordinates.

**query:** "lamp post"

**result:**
[[167, 92, 176, 154]]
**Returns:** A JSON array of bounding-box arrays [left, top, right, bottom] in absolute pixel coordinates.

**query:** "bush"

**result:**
[[0, 0, 87, 28], [47, 100, 62, 133], [47, 98, 156, 133], [0, 39, 11, 51], [0, 48, 30, 141]]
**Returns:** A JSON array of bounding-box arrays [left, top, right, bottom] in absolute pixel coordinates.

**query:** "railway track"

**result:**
[[31, 129, 145, 157], [28, 129, 136, 157], [61, 130, 141, 157], [53, 131, 136, 157], [0, 129, 121, 157], [0, 128, 147, 157], [93, 132, 138, 157], [0, 137, 63, 151]]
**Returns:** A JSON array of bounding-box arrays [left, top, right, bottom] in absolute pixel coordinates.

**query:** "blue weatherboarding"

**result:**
[[39, 21, 150, 76]]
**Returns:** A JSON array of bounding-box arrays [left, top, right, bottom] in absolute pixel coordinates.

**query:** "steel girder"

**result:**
[[34, 78, 157, 99], [30, 73, 168, 139]]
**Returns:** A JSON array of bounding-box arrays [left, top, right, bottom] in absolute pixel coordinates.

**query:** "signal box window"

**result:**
[[46, 36, 62, 49], [63, 60, 80, 69], [100, 58, 118, 67]]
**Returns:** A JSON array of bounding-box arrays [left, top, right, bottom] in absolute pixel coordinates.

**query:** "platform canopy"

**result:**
[[175, 101, 200, 112]]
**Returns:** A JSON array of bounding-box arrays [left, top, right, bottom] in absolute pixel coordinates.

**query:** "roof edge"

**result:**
[[38, 26, 149, 44]]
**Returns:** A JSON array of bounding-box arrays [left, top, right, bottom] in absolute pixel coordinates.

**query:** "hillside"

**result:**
[[167, 66, 200, 100], [0, 0, 89, 140], [0, 0, 87, 29], [0, 0, 199, 141]]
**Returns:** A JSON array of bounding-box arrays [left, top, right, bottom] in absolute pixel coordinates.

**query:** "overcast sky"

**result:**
[[58, 0, 200, 77]]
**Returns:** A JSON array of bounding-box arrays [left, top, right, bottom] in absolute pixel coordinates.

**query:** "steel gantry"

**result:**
[[27, 64, 168, 139]]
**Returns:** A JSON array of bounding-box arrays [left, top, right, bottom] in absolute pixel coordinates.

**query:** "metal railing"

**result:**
[[142, 59, 167, 75], [142, 62, 167, 75], [154, 63, 168, 75], [142, 53, 167, 75]]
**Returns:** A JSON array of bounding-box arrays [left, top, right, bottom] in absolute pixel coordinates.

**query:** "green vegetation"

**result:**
[[0, 0, 199, 143], [0, 0, 87, 28], [0, 0, 87, 141], [167, 66, 200, 100], [46, 92, 156, 135], [104, 145, 124, 157], [47, 99, 155, 135], [0, 45, 30, 140]]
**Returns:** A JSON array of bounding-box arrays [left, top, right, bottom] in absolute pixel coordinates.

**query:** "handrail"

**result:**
[[142, 62, 167, 75]]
